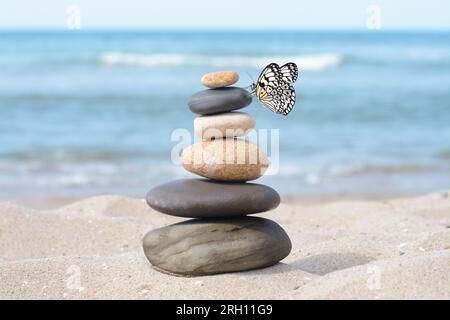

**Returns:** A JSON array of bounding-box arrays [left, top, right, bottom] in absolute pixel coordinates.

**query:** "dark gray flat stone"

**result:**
[[188, 87, 252, 115], [146, 179, 280, 218], [143, 216, 292, 276]]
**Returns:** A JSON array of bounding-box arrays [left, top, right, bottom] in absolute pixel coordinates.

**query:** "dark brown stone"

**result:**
[[146, 179, 280, 218], [143, 216, 291, 276], [188, 87, 252, 115]]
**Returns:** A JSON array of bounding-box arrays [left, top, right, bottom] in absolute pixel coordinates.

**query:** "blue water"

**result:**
[[0, 30, 449, 197]]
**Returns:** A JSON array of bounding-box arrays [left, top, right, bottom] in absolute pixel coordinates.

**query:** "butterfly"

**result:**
[[251, 62, 298, 116]]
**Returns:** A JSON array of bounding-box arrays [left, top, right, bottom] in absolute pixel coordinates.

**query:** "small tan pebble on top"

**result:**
[[201, 71, 239, 89]]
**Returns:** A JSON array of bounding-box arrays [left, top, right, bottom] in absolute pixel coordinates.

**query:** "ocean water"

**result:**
[[0, 30, 449, 197]]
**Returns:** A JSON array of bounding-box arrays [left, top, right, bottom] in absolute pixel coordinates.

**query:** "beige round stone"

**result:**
[[201, 71, 239, 88], [181, 139, 269, 181], [194, 112, 255, 140]]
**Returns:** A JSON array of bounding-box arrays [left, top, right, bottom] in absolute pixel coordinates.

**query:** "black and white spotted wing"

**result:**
[[252, 62, 298, 116], [280, 62, 298, 84]]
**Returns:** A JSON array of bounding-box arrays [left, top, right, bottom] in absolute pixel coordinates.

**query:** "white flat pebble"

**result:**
[[194, 112, 255, 140]]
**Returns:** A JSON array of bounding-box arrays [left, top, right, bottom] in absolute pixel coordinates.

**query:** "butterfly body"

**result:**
[[251, 62, 298, 116]]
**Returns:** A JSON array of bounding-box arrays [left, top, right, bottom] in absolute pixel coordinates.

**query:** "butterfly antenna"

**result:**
[[245, 71, 256, 93]]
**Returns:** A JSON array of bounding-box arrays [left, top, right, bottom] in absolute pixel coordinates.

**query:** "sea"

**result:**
[[0, 30, 449, 197]]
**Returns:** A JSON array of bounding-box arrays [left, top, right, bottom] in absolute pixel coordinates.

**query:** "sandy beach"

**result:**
[[1, 191, 449, 300]]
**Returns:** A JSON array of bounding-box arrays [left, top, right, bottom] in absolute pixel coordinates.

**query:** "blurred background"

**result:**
[[0, 0, 449, 201]]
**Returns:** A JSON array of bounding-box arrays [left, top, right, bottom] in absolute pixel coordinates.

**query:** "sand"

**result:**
[[0, 191, 449, 299]]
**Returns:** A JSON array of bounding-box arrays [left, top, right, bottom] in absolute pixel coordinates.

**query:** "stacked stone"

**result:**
[[143, 71, 291, 276]]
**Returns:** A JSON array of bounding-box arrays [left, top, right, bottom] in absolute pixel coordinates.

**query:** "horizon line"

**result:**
[[1, 26, 450, 33]]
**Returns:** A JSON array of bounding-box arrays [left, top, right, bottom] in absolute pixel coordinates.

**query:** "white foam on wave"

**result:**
[[275, 161, 436, 186], [100, 52, 341, 71]]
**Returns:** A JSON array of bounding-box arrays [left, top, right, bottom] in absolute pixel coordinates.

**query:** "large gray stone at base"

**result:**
[[188, 87, 252, 115], [146, 179, 280, 218], [143, 216, 292, 276]]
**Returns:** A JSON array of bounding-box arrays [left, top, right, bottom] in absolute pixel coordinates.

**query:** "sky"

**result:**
[[1, 0, 449, 30]]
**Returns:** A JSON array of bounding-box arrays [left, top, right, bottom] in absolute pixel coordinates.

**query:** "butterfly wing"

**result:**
[[255, 63, 297, 116], [255, 63, 281, 113], [280, 62, 298, 84], [266, 82, 295, 115], [255, 63, 280, 97], [279, 83, 296, 115]]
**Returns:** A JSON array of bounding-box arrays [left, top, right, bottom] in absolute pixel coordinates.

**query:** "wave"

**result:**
[[337, 163, 435, 175], [345, 52, 450, 68], [436, 150, 450, 159], [100, 52, 341, 71], [0, 159, 445, 195], [277, 162, 436, 180]]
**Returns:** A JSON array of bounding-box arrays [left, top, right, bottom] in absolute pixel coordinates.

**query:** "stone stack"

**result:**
[[143, 71, 291, 276]]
